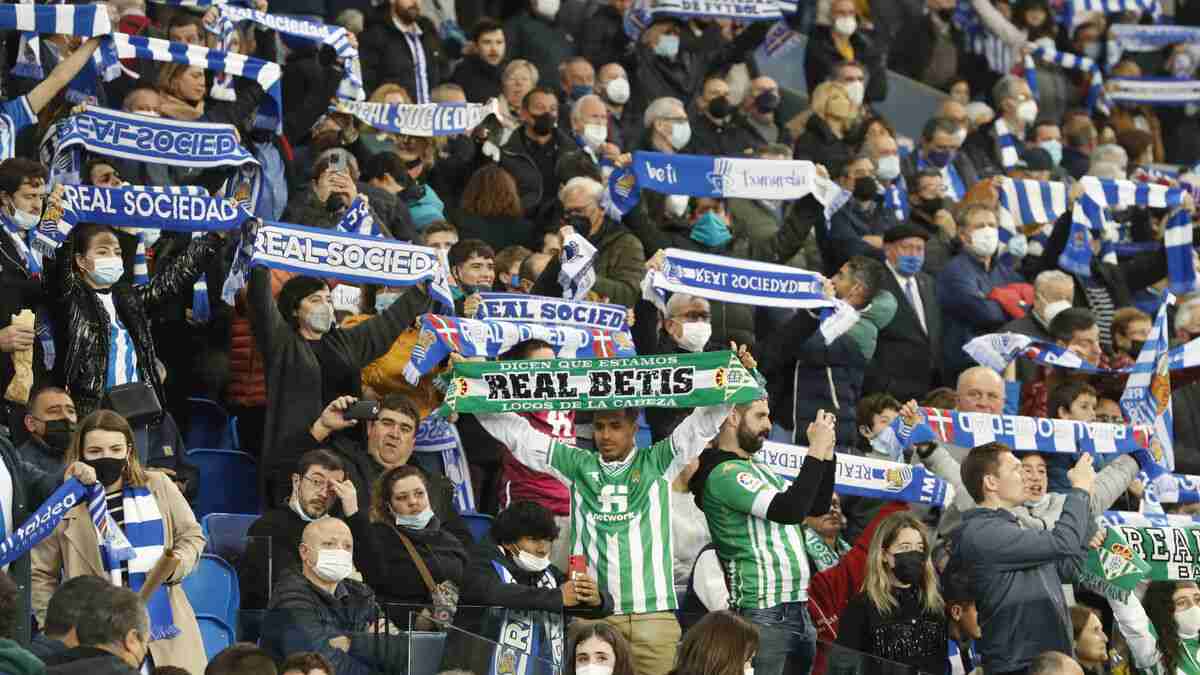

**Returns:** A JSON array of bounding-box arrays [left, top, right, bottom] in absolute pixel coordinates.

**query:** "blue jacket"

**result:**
[[937, 252, 1024, 377], [951, 490, 1090, 674], [815, 198, 892, 276]]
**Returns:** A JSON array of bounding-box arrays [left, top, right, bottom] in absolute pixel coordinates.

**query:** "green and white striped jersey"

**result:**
[[476, 404, 730, 616], [702, 456, 809, 610], [1111, 584, 1200, 675]]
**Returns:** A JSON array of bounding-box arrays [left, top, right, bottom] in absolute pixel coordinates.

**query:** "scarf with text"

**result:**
[[964, 332, 1200, 375], [404, 313, 637, 385], [438, 350, 762, 415], [1121, 295, 1176, 470], [0, 478, 130, 568], [559, 230, 596, 301], [333, 98, 502, 136], [756, 441, 954, 508], [1107, 77, 1200, 108], [413, 416, 474, 512], [803, 527, 850, 573], [488, 559, 562, 675], [471, 293, 630, 333], [1078, 526, 1152, 602]]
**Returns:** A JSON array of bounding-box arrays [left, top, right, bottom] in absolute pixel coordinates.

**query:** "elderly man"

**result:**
[[596, 62, 632, 147], [962, 75, 1038, 177], [902, 117, 978, 202], [1004, 270, 1075, 381], [559, 56, 595, 106], [640, 96, 690, 153], [557, 177, 645, 307], [571, 95, 619, 163], [687, 75, 757, 157], [263, 519, 388, 675], [732, 76, 788, 146], [640, 293, 717, 442]]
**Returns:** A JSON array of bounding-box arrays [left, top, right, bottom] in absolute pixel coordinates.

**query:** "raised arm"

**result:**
[[961, 488, 1090, 570], [765, 411, 837, 524], [1109, 582, 1163, 672], [660, 402, 734, 481], [27, 37, 101, 114]]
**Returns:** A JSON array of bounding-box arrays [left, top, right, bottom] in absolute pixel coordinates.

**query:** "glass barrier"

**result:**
[[235, 535, 272, 643]]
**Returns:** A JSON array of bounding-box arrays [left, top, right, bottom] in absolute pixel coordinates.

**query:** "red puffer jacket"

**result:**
[[227, 270, 290, 407]]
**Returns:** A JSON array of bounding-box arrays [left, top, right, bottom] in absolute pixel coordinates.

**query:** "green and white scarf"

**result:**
[[1081, 526, 1199, 602], [802, 527, 849, 573], [438, 351, 763, 415]]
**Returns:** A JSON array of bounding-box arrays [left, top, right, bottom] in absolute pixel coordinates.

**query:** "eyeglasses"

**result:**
[[672, 311, 711, 322], [302, 475, 332, 491]]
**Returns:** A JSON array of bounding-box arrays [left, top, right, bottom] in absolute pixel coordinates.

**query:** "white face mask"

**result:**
[[745, 666, 754, 675], [669, 121, 691, 150], [876, 155, 901, 181], [513, 548, 552, 573], [677, 321, 712, 352], [576, 665, 613, 675], [833, 16, 857, 36], [290, 494, 320, 522], [582, 123, 608, 149], [1025, 492, 1051, 509], [605, 78, 630, 105], [395, 506, 435, 529], [1017, 99, 1039, 124], [312, 548, 354, 583], [1041, 299, 1073, 324], [305, 303, 335, 334], [535, 0, 559, 18], [88, 256, 125, 286], [1177, 605, 1200, 639], [665, 194, 689, 218], [967, 227, 999, 258], [134, 109, 161, 117], [844, 81, 865, 107], [954, 128, 968, 145], [8, 207, 38, 230]]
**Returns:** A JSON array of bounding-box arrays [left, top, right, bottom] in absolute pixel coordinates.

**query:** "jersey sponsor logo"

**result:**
[[599, 484, 629, 513], [736, 472, 762, 491]]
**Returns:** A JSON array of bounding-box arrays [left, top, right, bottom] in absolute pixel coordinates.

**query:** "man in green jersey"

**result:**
[[475, 398, 735, 675], [689, 399, 837, 675]]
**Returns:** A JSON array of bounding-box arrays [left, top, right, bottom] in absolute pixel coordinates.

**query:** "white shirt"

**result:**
[[886, 261, 927, 333], [96, 291, 141, 387], [670, 488, 711, 594]]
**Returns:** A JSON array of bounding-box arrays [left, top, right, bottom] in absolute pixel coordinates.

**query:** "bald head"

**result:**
[[302, 517, 350, 548], [1029, 652, 1084, 675], [957, 366, 1005, 414]]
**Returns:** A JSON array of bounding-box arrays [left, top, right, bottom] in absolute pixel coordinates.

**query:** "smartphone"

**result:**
[[568, 555, 587, 580], [328, 151, 347, 174], [343, 400, 380, 421]]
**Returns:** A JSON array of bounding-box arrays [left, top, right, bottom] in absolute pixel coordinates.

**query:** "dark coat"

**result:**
[[961, 119, 1025, 180], [501, 127, 576, 218], [0, 434, 59, 645], [575, 5, 628, 70], [44, 646, 138, 675], [360, 518, 469, 605], [686, 108, 760, 157], [504, 11, 577, 95], [804, 26, 888, 103], [455, 213, 538, 251], [359, 10, 448, 98], [834, 587, 948, 675], [817, 198, 894, 275], [936, 252, 1025, 379], [887, 12, 965, 87], [792, 114, 855, 171], [282, 44, 345, 146], [1173, 380, 1200, 476], [899, 149, 981, 196], [450, 55, 504, 104], [863, 269, 943, 401], [263, 570, 386, 675]]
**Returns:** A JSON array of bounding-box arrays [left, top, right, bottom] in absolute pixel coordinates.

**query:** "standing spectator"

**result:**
[[833, 512, 947, 675], [667, 611, 759, 675], [596, 63, 632, 147], [576, 0, 631, 70], [1061, 116, 1097, 180], [942, 569, 981, 675], [43, 586, 149, 675], [687, 76, 758, 157], [952, 442, 1097, 675], [904, 170, 961, 276], [864, 224, 944, 402], [1108, 581, 1200, 675], [1003, 270, 1075, 383], [961, 75, 1037, 178], [559, 178, 645, 307], [17, 387, 77, 476], [504, 0, 577, 97], [819, 155, 894, 275], [802, 494, 849, 575], [359, 0, 447, 101], [901, 118, 978, 203], [456, 165, 536, 251], [732, 77, 789, 147], [451, 18, 507, 103], [889, 0, 964, 91], [937, 203, 1025, 379], [792, 82, 858, 170], [804, 0, 888, 103], [501, 86, 574, 218]]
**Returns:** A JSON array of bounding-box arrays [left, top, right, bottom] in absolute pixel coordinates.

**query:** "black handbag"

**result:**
[[101, 382, 162, 426]]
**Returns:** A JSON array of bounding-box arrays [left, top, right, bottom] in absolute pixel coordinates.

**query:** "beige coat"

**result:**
[[31, 471, 207, 674]]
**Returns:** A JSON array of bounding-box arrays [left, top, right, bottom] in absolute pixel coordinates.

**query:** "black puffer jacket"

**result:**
[[47, 231, 222, 419]]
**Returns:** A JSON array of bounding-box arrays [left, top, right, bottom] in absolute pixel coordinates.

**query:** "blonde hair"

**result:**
[[861, 512, 943, 616], [808, 81, 851, 123], [64, 410, 149, 487]]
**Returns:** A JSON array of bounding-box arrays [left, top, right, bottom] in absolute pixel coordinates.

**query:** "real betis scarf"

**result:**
[[438, 350, 762, 415], [1078, 526, 1152, 602], [802, 526, 849, 573]]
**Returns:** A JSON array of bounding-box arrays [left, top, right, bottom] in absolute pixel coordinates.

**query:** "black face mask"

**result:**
[[84, 456, 127, 488], [936, 7, 954, 20], [564, 211, 592, 233], [918, 196, 945, 214], [853, 176, 879, 201], [708, 97, 733, 119], [755, 91, 781, 115], [1127, 339, 1146, 355], [398, 173, 423, 203], [325, 194, 348, 213], [40, 419, 75, 456], [531, 113, 557, 135], [892, 550, 927, 585]]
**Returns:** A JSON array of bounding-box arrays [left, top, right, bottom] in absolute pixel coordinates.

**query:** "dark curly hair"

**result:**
[[1144, 581, 1197, 673], [492, 500, 560, 545]]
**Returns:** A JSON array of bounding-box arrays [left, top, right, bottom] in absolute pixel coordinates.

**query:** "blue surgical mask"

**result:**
[[926, 149, 954, 169], [395, 506, 435, 529], [1039, 139, 1063, 165], [509, 275, 521, 290], [88, 256, 125, 286], [896, 254, 924, 276], [375, 291, 400, 314], [690, 211, 732, 248], [569, 84, 592, 100], [654, 34, 680, 59]]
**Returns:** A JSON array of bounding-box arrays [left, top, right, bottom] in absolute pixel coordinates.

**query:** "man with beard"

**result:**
[[450, 18, 507, 103], [17, 387, 76, 475], [689, 400, 838, 675], [239, 449, 369, 611]]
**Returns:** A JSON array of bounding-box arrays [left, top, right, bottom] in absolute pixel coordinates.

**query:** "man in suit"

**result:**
[[901, 117, 980, 202], [863, 224, 943, 402]]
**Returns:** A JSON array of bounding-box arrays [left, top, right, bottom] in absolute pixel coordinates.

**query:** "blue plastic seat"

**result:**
[[182, 553, 240, 632], [187, 448, 259, 517], [195, 614, 235, 662], [460, 512, 494, 543], [186, 397, 238, 451], [409, 631, 447, 675], [201, 513, 260, 561]]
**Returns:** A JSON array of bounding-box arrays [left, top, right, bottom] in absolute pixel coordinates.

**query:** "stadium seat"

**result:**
[[461, 512, 494, 543], [181, 553, 241, 632], [185, 397, 238, 451], [195, 614, 235, 662], [409, 631, 448, 675], [187, 448, 259, 517], [201, 512, 260, 561]]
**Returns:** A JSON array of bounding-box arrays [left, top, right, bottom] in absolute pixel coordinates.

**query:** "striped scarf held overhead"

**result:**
[[97, 485, 179, 641], [1025, 45, 1109, 114], [1063, 177, 1185, 279]]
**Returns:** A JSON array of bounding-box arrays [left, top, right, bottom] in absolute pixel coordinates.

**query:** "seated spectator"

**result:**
[[456, 165, 535, 251], [806, 0, 887, 103], [565, 621, 637, 675], [30, 576, 112, 661], [241, 449, 369, 610], [961, 75, 1036, 178], [1003, 270, 1075, 383], [43, 585, 149, 675], [1061, 116, 1098, 180], [280, 652, 334, 675], [792, 82, 857, 171], [833, 512, 947, 675], [942, 568, 980, 675], [205, 644, 279, 675], [732, 78, 789, 147], [34, 410, 206, 673], [461, 500, 612, 674], [1020, 309, 1127, 419], [667, 611, 759, 675], [1029, 651, 1085, 675], [1108, 581, 1200, 675], [1068, 605, 1108, 675], [903, 169, 960, 277], [951, 441, 1097, 675], [262, 519, 387, 675], [18, 386, 77, 475], [901, 118, 977, 203], [360, 466, 468, 606], [817, 154, 895, 274]]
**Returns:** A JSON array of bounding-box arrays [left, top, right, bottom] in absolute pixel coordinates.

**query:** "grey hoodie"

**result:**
[[952, 489, 1091, 674]]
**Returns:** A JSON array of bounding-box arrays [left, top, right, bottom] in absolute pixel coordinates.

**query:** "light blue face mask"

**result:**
[[375, 291, 401, 314], [395, 506, 435, 529], [1038, 139, 1063, 166], [654, 34, 680, 59], [690, 211, 732, 248], [88, 256, 125, 286]]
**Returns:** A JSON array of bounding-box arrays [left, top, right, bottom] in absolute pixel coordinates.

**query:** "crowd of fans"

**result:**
[[0, 0, 1197, 673]]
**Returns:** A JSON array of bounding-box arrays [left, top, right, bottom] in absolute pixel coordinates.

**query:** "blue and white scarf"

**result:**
[[882, 178, 909, 223], [626, 0, 793, 24], [641, 247, 832, 310], [471, 293, 629, 332], [42, 184, 249, 238], [1106, 77, 1200, 107], [98, 485, 178, 641], [333, 98, 503, 137], [1121, 295, 1176, 470], [403, 313, 637, 384], [1140, 473, 1200, 504], [993, 118, 1021, 171], [1065, 0, 1160, 29], [996, 178, 1069, 227], [607, 152, 847, 217], [1, 210, 45, 277], [964, 332, 1200, 374], [558, 231, 595, 301], [1109, 24, 1200, 63], [1026, 45, 1108, 113], [886, 406, 1152, 457], [414, 416, 474, 512], [1063, 176, 1182, 277], [102, 32, 283, 132], [1164, 209, 1199, 296], [487, 559, 562, 675], [1102, 511, 1200, 528], [0, 479, 130, 568], [40, 106, 258, 186], [756, 441, 953, 508], [757, 20, 802, 59], [218, 5, 364, 102], [335, 196, 380, 237], [8, 2, 111, 86]]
